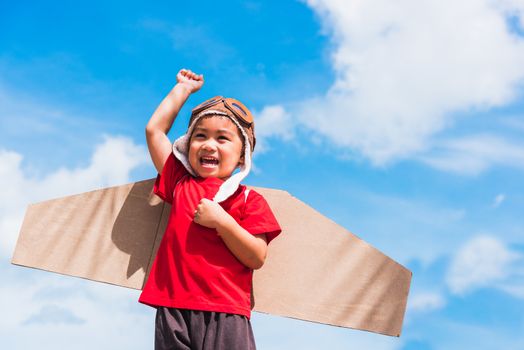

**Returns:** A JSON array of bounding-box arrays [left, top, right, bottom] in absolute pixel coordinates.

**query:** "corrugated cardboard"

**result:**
[[11, 179, 411, 337]]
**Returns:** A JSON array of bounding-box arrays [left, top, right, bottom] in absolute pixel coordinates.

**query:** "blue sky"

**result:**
[[2, 0, 524, 349]]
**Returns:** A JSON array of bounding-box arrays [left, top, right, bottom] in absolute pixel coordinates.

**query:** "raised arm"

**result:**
[[145, 69, 204, 174]]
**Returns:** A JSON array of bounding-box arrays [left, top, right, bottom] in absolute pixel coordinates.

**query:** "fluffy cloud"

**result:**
[[254, 105, 294, 152], [0, 266, 153, 350], [446, 235, 522, 294], [408, 291, 446, 313], [0, 136, 151, 349], [420, 134, 524, 175], [298, 0, 524, 165], [0, 136, 148, 259]]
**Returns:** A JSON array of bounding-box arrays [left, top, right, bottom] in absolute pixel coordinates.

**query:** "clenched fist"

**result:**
[[193, 198, 230, 230], [177, 68, 204, 94]]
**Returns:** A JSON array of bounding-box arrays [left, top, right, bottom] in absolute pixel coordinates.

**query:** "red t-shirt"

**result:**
[[139, 154, 281, 318]]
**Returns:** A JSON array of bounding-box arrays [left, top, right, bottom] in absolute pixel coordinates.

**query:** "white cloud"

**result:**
[[23, 304, 86, 325], [253, 313, 401, 350], [494, 0, 524, 28], [446, 235, 521, 294], [420, 134, 524, 175], [408, 292, 446, 313], [493, 193, 506, 208], [499, 283, 524, 299], [0, 267, 153, 350], [297, 0, 524, 165], [0, 136, 148, 259], [0, 137, 151, 349], [39, 135, 149, 197], [254, 105, 294, 152]]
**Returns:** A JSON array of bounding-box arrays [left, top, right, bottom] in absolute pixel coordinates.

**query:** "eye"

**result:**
[[218, 135, 230, 141], [193, 133, 206, 139]]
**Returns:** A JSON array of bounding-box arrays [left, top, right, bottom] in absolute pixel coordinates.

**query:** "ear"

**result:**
[[237, 154, 245, 167]]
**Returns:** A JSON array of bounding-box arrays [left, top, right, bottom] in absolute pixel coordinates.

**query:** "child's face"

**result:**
[[188, 116, 244, 180]]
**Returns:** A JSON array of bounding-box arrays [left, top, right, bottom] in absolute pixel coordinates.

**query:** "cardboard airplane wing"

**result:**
[[11, 179, 411, 337]]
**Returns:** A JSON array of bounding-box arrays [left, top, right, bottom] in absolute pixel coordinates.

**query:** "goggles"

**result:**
[[190, 96, 256, 151], [190, 96, 254, 127]]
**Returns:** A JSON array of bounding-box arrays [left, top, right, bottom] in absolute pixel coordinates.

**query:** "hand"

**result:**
[[193, 198, 230, 229], [177, 68, 204, 94]]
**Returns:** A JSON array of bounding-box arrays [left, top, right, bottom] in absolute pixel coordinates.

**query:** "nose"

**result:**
[[201, 138, 217, 151]]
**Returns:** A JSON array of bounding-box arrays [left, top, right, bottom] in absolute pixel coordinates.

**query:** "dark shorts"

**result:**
[[155, 307, 256, 350]]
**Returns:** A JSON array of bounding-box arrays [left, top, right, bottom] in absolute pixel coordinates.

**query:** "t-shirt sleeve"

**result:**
[[153, 153, 188, 204], [240, 190, 282, 244]]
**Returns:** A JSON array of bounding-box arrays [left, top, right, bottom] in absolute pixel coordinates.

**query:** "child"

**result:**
[[139, 68, 282, 350]]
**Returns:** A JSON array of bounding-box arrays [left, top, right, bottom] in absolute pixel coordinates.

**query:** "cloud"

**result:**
[[253, 313, 401, 350], [296, 0, 524, 165], [1, 151, 152, 342], [492, 193, 506, 208], [420, 134, 524, 175], [446, 235, 521, 295], [254, 105, 294, 152], [23, 305, 85, 325], [495, 0, 524, 28], [0, 265, 153, 350], [0, 136, 148, 259], [408, 292, 446, 313]]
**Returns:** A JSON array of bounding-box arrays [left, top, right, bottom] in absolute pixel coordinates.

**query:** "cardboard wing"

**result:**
[[11, 179, 411, 337]]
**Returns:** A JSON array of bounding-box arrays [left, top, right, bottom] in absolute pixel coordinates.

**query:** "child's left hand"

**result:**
[[194, 198, 229, 229]]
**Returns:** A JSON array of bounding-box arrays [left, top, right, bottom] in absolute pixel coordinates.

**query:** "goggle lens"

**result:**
[[231, 102, 248, 116], [193, 97, 221, 113]]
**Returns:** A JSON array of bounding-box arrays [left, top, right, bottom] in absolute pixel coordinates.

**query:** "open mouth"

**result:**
[[200, 156, 219, 168]]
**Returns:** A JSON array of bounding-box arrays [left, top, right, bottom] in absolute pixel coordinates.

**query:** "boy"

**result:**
[[139, 68, 282, 350]]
